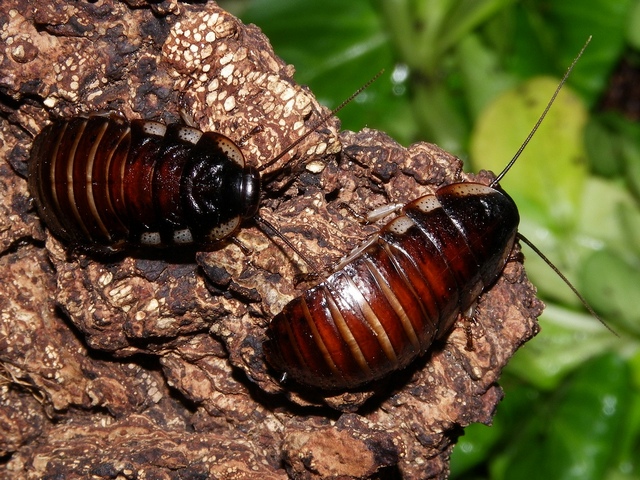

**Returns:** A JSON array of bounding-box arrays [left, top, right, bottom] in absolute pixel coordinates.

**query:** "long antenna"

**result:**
[[488, 36, 615, 335], [251, 71, 383, 272], [491, 36, 591, 187], [253, 214, 320, 272], [517, 234, 617, 336], [258, 70, 384, 173]]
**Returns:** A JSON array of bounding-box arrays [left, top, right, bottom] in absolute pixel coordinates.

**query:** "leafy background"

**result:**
[[222, 0, 640, 478]]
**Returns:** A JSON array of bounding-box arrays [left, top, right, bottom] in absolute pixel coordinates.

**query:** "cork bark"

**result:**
[[0, 1, 542, 478]]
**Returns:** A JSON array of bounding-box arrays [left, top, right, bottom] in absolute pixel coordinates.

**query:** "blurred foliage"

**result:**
[[226, 0, 640, 478]]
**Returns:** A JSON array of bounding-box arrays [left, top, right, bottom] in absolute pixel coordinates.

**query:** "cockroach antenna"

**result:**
[[517, 233, 617, 335], [258, 69, 384, 173], [263, 36, 616, 391], [492, 36, 591, 186], [28, 69, 383, 262], [489, 36, 616, 335]]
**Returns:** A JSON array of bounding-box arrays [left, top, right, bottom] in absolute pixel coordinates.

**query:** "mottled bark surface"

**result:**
[[0, 1, 542, 478]]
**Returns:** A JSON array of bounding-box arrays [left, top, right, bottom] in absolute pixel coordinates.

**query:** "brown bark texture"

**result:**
[[0, 1, 543, 478]]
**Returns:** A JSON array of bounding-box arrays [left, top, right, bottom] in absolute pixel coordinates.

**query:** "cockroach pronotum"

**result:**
[[264, 38, 612, 390], [27, 75, 379, 256]]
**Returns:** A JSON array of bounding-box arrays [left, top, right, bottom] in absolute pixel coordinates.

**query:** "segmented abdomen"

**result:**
[[28, 112, 255, 251], [265, 183, 520, 389]]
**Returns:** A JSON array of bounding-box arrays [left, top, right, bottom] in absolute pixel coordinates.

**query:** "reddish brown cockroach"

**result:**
[[264, 38, 610, 390], [27, 75, 380, 256]]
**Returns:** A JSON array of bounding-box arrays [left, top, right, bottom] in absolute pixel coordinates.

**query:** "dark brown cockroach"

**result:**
[[264, 39, 609, 390], [28, 112, 259, 252], [265, 180, 520, 390], [27, 75, 379, 255]]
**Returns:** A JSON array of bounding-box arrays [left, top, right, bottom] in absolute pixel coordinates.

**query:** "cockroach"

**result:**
[[264, 38, 611, 390], [27, 74, 380, 256]]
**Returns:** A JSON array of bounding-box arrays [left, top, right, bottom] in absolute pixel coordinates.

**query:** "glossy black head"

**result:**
[[181, 132, 261, 242], [241, 166, 261, 219]]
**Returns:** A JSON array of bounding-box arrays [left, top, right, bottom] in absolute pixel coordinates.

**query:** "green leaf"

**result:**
[[232, 4, 640, 477], [627, 0, 640, 49], [372, 0, 516, 74], [584, 112, 640, 192], [456, 33, 518, 120], [411, 80, 470, 155], [583, 115, 627, 178], [538, 0, 633, 105], [519, 176, 640, 319], [451, 380, 539, 478], [470, 76, 588, 226], [450, 422, 504, 477], [620, 124, 640, 202], [579, 249, 640, 333], [505, 304, 619, 390], [238, 0, 407, 141], [607, 380, 640, 479], [478, 1, 632, 106], [500, 353, 632, 480], [620, 198, 640, 259], [578, 177, 640, 253]]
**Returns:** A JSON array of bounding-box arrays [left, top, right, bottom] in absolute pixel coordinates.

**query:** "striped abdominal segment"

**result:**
[[265, 185, 519, 389], [28, 112, 256, 251]]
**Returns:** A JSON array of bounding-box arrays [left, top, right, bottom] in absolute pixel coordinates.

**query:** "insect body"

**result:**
[[28, 112, 259, 251], [264, 183, 519, 389], [264, 39, 602, 390], [28, 76, 380, 254]]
